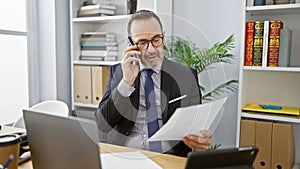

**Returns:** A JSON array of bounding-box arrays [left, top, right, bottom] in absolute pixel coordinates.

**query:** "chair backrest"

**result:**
[[13, 100, 69, 128], [30, 100, 69, 116]]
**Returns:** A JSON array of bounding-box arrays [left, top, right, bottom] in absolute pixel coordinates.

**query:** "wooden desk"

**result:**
[[1, 126, 186, 169]]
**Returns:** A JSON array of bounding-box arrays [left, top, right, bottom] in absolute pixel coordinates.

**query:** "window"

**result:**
[[0, 0, 31, 124]]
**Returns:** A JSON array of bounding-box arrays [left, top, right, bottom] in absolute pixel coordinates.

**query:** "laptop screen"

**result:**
[[185, 146, 258, 169]]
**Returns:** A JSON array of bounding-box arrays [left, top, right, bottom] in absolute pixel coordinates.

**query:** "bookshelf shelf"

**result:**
[[242, 112, 300, 124], [73, 60, 120, 66], [72, 15, 131, 23], [74, 102, 98, 109], [243, 66, 300, 72], [246, 3, 300, 15]]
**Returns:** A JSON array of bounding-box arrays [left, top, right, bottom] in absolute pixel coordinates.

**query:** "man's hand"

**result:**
[[182, 130, 212, 151], [121, 45, 141, 86]]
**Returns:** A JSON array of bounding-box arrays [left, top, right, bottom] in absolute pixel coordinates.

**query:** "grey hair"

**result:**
[[127, 10, 163, 36]]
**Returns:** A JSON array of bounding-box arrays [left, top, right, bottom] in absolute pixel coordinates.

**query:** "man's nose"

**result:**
[[147, 42, 156, 51]]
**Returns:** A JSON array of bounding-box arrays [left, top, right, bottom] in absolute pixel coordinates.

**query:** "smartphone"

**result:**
[[127, 36, 139, 65]]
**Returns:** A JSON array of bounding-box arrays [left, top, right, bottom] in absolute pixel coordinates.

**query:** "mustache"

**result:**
[[144, 51, 161, 58]]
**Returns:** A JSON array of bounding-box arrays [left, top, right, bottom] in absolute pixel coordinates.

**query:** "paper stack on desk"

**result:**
[[101, 151, 162, 169], [148, 97, 227, 141]]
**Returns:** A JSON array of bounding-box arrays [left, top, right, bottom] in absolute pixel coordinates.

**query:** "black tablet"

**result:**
[[185, 146, 258, 169]]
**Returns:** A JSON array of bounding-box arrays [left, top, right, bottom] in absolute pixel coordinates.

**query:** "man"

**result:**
[[95, 10, 212, 157]]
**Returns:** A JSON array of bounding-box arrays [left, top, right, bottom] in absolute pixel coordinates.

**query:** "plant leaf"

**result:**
[[202, 79, 238, 101]]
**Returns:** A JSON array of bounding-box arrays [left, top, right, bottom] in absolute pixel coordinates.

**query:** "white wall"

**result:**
[[54, 0, 71, 108], [35, 0, 71, 109], [37, 0, 57, 101], [173, 0, 243, 148]]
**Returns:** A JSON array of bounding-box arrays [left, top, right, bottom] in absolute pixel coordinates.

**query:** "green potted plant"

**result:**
[[164, 34, 238, 101], [164, 35, 238, 150]]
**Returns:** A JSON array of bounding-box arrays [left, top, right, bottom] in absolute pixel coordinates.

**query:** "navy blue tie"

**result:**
[[144, 69, 162, 152]]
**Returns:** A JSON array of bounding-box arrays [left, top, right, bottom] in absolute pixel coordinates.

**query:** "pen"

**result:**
[[168, 95, 187, 104], [3, 154, 14, 169]]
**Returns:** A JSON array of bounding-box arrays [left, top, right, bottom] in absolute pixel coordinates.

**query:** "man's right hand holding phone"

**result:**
[[121, 44, 141, 86]]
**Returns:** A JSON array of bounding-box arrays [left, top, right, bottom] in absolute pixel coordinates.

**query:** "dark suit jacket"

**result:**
[[95, 58, 202, 157]]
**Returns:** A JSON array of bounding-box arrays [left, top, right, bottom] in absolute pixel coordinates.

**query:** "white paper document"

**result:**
[[100, 151, 162, 169], [148, 97, 227, 141]]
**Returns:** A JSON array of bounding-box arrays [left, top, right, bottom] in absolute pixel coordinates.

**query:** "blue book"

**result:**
[[254, 0, 266, 5]]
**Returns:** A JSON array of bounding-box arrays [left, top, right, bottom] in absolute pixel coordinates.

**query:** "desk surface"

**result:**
[[0, 126, 186, 169]]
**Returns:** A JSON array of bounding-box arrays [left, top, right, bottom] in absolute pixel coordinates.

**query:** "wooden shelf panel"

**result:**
[[246, 3, 300, 15], [241, 111, 300, 124], [74, 102, 98, 108], [73, 60, 120, 66], [243, 66, 300, 72], [72, 15, 131, 23]]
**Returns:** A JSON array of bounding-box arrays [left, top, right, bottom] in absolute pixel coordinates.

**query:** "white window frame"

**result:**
[[0, 0, 39, 124]]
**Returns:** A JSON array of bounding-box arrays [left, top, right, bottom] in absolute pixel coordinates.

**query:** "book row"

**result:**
[[77, 3, 116, 17], [247, 0, 298, 6], [79, 32, 118, 61], [244, 20, 292, 67]]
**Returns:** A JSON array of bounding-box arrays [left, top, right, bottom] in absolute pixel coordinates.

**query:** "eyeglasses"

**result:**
[[135, 34, 164, 50]]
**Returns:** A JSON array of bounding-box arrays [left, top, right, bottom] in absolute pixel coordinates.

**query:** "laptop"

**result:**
[[23, 109, 102, 169], [185, 146, 258, 169], [23, 109, 163, 169]]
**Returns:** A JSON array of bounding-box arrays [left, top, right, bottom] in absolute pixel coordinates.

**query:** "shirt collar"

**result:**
[[139, 61, 162, 74]]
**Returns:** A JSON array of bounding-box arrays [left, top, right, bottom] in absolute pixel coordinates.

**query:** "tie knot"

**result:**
[[144, 69, 154, 77]]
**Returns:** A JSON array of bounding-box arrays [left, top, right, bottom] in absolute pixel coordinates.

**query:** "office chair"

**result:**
[[13, 100, 69, 129], [12, 100, 69, 164]]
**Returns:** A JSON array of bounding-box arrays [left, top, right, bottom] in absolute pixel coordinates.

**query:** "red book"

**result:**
[[268, 20, 283, 67], [244, 22, 255, 66]]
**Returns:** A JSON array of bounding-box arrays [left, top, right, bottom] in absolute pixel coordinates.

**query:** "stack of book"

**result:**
[[80, 32, 118, 61], [247, 0, 295, 6], [77, 4, 116, 17], [244, 20, 292, 67]]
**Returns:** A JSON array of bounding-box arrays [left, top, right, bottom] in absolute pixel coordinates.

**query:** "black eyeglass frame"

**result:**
[[132, 34, 164, 50]]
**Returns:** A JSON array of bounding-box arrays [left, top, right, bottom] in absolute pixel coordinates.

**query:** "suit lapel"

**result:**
[[161, 70, 172, 123], [161, 60, 173, 123], [130, 71, 141, 121]]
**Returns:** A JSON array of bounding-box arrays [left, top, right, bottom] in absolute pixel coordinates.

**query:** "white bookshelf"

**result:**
[[237, 1, 300, 167]]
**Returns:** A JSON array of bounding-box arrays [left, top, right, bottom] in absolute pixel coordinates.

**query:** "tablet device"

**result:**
[[185, 146, 258, 169]]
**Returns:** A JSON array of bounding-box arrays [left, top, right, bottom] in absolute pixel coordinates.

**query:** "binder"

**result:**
[[91, 66, 109, 105], [272, 123, 295, 169], [73, 65, 92, 104], [255, 121, 272, 169], [240, 119, 256, 147]]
